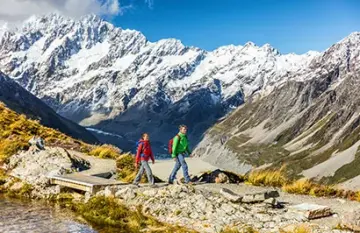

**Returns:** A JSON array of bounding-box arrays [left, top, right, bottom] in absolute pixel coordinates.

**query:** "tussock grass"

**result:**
[[280, 224, 313, 233], [0, 103, 95, 162], [0, 102, 126, 162], [89, 144, 122, 159], [282, 179, 314, 195], [245, 167, 360, 202], [220, 226, 259, 233], [246, 166, 288, 187], [56, 195, 197, 233]]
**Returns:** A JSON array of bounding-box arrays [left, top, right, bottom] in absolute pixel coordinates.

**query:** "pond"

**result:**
[[0, 196, 96, 233]]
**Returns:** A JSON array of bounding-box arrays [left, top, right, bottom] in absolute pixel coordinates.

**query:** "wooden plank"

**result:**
[[48, 173, 125, 186], [51, 179, 93, 193], [47, 173, 127, 193]]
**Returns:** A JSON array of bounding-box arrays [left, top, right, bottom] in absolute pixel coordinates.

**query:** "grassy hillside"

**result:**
[[0, 72, 98, 144], [0, 102, 122, 163]]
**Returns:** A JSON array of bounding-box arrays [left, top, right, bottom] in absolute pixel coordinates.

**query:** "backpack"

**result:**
[[168, 134, 180, 155], [135, 140, 146, 157]]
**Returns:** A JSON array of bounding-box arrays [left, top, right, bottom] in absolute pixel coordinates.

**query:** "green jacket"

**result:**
[[172, 132, 191, 158]]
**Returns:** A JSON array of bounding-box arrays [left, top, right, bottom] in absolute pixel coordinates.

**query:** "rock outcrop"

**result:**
[[7, 147, 90, 187], [93, 184, 340, 233]]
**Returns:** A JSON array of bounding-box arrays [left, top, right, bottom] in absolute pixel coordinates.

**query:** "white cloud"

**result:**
[[145, 0, 154, 9], [0, 0, 131, 23]]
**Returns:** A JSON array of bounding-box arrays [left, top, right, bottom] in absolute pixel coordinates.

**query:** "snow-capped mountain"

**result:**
[[1, 13, 353, 153], [194, 32, 360, 188]]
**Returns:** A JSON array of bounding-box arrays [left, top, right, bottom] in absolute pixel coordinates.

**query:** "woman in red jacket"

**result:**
[[133, 133, 155, 186]]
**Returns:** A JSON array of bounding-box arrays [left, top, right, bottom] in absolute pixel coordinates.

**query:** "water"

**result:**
[[0, 196, 96, 233]]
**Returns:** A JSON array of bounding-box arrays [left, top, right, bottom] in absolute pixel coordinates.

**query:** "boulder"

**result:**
[[242, 190, 280, 203], [115, 187, 137, 200], [220, 188, 242, 203], [341, 210, 360, 231], [9, 181, 25, 192], [265, 190, 280, 199], [84, 191, 92, 203], [104, 186, 117, 197], [288, 203, 332, 220], [7, 147, 90, 187], [264, 197, 277, 206], [142, 188, 158, 197]]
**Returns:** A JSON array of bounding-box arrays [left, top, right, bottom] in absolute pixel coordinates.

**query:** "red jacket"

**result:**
[[135, 139, 155, 164]]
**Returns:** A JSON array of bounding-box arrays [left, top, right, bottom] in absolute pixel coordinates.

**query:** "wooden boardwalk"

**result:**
[[48, 173, 126, 194]]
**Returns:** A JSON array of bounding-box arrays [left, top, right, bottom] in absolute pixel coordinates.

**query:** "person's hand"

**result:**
[[152, 160, 155, 164], [173, 157, 177, 161], [189, 154, 194, 158], [134, 163, 138, 169]]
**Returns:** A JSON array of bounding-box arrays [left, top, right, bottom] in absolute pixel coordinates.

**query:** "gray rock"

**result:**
[[142, 188, 158, 197], [220, 188, 242, 203], [9, 182, 25, 192], [242, 192, 267, 203], [54, 185, 62, 194], [242, 190, 280, 203], [288, 203, 332, 220], [265, 190, 280, 199], [264, 197, 277, 205], [7, 147, 90, 188], [341, 210, 360, 231], [221, 203, 236, 214], [96, 190, 105, 196], [115, 187, 136, 200], [104, 186, 116, 197], [84, 191, 92, 203]]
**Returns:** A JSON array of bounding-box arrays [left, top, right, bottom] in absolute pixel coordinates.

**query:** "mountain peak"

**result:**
[[80, 14, 104, 25], [262, 43, 280, 55], [244, 41, 256, 47]]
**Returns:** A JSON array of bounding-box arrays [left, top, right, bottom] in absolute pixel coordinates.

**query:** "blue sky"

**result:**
[[108, 0, 359, 54]]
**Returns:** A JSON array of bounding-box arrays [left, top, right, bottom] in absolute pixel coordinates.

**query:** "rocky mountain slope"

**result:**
[[194, 32, 360, 188], [0, 71, 98, 144], [0, 13, 319, 153]]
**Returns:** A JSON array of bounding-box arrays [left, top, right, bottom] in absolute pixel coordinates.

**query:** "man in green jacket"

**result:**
[[168, 125, 192, 184]]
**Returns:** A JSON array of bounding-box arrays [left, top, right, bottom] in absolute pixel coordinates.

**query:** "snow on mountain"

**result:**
[[2, 13, 351, 152]]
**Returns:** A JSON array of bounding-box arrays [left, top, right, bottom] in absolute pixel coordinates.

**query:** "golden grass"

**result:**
[[280, 224, 313, 233], [89, 144, 122, 159], [0, 169, 7, 187], [220, 226, 259, 233], [0, 102, 96, 162], [0, 102, 127, 162], [245, 167, 360, 202], [56, 195, 197, 233], [282, 179, 314, 195], [246, 166, 288, 187], [116, 153, 138, 182]]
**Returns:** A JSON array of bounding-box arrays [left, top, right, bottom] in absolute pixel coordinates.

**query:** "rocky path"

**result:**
[[69, 150, 117, 176], [151, 158, 219, 182], [71, 153, 219, 182], [196, 184, 359, 230]]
